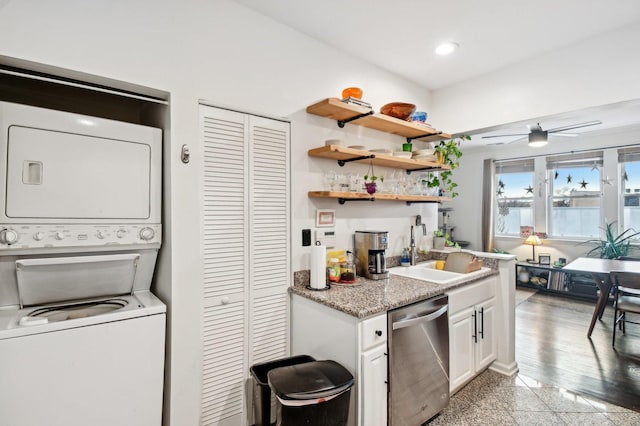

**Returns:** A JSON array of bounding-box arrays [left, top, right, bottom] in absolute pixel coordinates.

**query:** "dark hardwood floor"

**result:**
[[516, 291, 640, 412]]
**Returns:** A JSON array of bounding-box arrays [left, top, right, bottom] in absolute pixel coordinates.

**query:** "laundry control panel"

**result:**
[[0, 224, 162, 249]]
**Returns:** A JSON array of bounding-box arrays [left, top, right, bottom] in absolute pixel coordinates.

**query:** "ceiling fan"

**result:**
[[482, 120, 602, 147]]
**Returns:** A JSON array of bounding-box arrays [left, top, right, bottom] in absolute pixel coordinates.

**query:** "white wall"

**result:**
[[431, 22, 640, 134], [0, 1, 436, 425]]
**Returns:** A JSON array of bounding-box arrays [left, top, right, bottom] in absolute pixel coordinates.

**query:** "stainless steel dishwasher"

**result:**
[[388, 294, 449, 425]]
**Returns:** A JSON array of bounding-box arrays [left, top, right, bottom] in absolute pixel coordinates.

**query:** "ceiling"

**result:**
[[233, 0, 640, 148], [233, 0, 640, 90]]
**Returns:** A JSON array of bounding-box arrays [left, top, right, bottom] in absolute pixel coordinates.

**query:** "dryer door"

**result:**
[[6, 125, 151, 220]]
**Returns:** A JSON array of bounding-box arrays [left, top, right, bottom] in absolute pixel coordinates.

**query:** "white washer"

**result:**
[[0, 255, 166, 426]]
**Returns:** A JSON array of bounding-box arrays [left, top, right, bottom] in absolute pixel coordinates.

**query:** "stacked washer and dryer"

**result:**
[[0, 101, 166, 426]]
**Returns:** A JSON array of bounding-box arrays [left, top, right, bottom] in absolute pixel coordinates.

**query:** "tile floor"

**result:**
[[428, 369, 640, 425]]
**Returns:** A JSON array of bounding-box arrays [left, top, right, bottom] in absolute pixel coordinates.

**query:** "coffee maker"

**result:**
[[355, 230, 389, 280]]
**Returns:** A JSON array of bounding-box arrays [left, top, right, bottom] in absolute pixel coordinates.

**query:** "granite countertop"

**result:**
[[289, 267, 498, 319]]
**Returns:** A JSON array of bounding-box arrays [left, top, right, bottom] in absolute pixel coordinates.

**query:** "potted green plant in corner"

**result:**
[[433, 135, 469, 198], [364, 160, 383, 195], [581, 220, 640, 259], [433, 230, 446, 249]]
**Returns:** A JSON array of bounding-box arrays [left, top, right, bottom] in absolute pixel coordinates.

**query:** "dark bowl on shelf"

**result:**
[[380, 102, 416, 121]]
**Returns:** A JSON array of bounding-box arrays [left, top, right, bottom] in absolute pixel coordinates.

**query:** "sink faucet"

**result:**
[[410, 225, 417, 265]]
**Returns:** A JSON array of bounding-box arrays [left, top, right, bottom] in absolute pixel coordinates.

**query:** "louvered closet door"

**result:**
[[200, 105, 290, 426], [249, 117, 290, 366]]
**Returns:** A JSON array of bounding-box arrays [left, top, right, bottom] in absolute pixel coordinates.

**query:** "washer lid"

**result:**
[[15, 254, 140, 307]]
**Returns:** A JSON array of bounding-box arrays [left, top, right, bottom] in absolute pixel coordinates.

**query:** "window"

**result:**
[[495, 159, 534, 236], [619, 147, 640, 232], [546, 152, 603, 238]]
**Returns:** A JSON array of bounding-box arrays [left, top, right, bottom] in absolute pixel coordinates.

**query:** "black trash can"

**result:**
[[250, 355, 316, 426], [267, 360, 354, 426]]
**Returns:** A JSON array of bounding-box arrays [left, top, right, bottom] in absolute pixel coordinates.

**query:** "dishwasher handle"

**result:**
[[392, 304, 448, 330]]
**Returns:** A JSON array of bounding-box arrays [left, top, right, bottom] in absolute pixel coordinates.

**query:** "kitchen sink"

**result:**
[[389, 261, 487, 284]]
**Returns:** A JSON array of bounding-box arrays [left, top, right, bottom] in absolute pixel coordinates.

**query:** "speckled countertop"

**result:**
[[289, 266, 498, 319]]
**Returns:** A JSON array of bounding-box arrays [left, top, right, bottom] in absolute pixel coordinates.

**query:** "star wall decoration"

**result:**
[[498, 179, 505, 189], [554, 171, 559, 180], [498, 204, 510, 216], [525, 185, 534, 194], [591, 163, 599, 171], [624, 171, 629, 182], [497, 188, 504, 196], [602, 176, 614, 186], [567, 174, 572, 183], [579, 179, 588, 189]]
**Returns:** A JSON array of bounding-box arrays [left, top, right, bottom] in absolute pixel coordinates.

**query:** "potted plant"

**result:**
[[433, 230, 446, 249], [581, 220, 640, 259], [363, 160, 383, 195], [433, 135, 469, 198]]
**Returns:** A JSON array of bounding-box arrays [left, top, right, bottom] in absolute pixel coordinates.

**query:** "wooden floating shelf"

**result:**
[[309, 191, 450, 204], [308, 145, 450, 172], [306, 98, 452, 143]]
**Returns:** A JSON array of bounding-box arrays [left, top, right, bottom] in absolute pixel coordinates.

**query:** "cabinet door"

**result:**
[[475, 298, 497, 372], [361, 344, 388, 426], [449, 307, 475, 393]]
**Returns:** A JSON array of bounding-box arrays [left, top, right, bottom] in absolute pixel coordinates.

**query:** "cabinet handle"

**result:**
[[479, 306, 484, 339], [375, 330, 382, 336], [472, 310, 477, 343]]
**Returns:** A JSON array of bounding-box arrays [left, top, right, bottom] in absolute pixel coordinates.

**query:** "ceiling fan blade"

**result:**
[[482, 133, 528, 139], [547, 120, 602, 133], [552, 133, 578, 137]]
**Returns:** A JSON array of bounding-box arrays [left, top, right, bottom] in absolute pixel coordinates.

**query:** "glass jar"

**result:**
[[339, 259, 357, 283], [328, 258, 341, 282]]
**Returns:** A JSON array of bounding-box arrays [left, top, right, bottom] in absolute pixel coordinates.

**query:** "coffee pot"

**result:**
[[355, 230, 389, 280]]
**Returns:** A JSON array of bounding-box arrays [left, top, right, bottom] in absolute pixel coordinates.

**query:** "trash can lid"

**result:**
[[268, 360, 354, 401]]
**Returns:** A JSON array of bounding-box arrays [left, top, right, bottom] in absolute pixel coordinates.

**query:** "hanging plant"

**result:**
[[364, 160, 383, 195], [433, 135, 468, 198]]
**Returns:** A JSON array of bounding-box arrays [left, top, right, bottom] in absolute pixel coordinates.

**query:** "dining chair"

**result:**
[[609, 271, 640, 347]]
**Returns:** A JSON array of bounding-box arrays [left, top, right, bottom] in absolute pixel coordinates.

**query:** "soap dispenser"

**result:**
[[401, 248, 411, 267]]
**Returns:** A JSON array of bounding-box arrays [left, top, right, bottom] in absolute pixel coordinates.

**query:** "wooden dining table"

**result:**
[[563, 257, 640, 337]]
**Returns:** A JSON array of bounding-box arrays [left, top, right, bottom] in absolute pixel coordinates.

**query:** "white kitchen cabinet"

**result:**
[[290, 294, 387, 426], [199, 104, 290, 425], [360, 345, 387, 426], [447, 277, 497, 394]]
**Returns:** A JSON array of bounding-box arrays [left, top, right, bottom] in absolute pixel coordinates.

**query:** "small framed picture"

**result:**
[[316, 209, 336, 227], [538, 254, 551, 265]]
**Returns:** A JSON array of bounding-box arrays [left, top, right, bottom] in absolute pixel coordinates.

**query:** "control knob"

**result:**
[[33, 232, 45, 241], [139, 227, 155, 241], [96, 231, 105, 240], [0, 229, 19, 245], [55, 232, 65, 241], [116, 229, 127, 239]]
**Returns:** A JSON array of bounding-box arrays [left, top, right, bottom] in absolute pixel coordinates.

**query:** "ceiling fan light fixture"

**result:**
[[435, 42, 459, 55], [528, 131, 548, 147]]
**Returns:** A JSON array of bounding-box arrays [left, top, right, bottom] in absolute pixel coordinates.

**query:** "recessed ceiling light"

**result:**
[[435, 42, 459, 55]]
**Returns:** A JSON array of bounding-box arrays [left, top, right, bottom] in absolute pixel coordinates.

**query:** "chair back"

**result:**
[[610, 271, 640, 292]]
